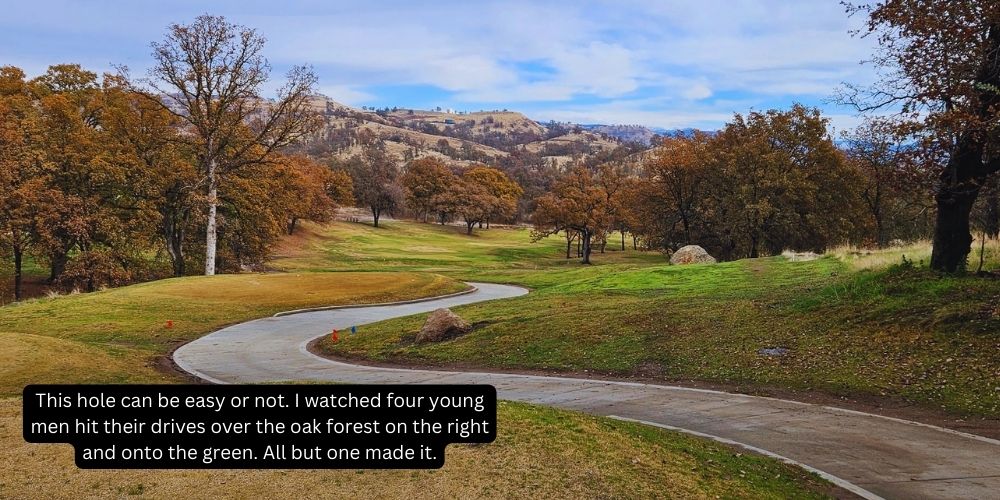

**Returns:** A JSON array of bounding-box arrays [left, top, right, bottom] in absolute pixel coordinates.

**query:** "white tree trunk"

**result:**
[[204, 162, 218, 276]]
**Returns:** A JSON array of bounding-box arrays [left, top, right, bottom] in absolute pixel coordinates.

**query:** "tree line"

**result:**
[[4, 2, 999, 302], [0, 16, 350, 300]]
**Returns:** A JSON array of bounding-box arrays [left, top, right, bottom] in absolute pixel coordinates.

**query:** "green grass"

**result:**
[[301, 221, 1000, 417], [0, 225, 838, 498], [273, 219, 664, 280], [0, 271, 465, 393]]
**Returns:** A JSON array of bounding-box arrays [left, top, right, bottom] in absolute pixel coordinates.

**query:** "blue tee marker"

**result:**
[[350, 326, 357, 335]]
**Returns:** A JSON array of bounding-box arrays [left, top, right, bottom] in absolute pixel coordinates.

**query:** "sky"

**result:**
[[0, 0, 879, 132]]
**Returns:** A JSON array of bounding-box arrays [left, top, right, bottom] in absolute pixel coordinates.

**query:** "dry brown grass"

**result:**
[[0, 399, 832, 499], [828, 237, 1000, 271]]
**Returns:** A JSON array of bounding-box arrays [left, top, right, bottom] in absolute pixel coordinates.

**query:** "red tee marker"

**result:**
[[165, 320, 174, 329], [331, 329, 339, 342]]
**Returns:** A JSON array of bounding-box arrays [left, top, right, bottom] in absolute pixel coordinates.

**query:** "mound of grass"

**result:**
[[0, 271, 465, 393], [0, 398, 835, 499], [301, 222, 1000, 416]]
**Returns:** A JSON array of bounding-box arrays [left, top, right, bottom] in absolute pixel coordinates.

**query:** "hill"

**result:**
[[291, 97, 645, 170]]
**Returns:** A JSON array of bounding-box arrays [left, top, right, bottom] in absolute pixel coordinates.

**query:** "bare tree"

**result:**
[[143, 15, 319, 275]]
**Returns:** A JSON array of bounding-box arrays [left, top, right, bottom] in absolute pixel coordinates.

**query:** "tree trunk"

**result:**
[[204, 168, 218, 276], [13, 246, 22, 301], [874, 213, 885, 249], [566, 236, 572, 259], [621, 231, 625, 251], [581, 229, 592, 264], [930, 183, 978, 272], [48, 250, 67, 284], [466, 220, 475, 235], [288, 217, 298, 235], [372, 208, 381, 228], [163, 212, 185, 277], [930, 136, 985, 272]]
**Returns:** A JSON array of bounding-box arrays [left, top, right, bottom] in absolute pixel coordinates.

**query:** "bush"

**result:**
[[57, 250, 131, 292]]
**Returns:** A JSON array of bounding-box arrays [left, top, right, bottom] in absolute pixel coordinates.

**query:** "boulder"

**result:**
[[416, 308, 470, 344], [669, 245, 716, 265]]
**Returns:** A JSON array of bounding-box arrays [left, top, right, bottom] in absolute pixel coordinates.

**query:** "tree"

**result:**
[[842, 118, 934, 247], [626, 106, 862, 260], [30, 64, 106, 282], [706, 106, 861, 259], [101, 76, 197, 276], [438, 178, 491, 235], [402, 157, 455, 222], [349, 146, 403, 228], [532, 167, 612, 264], [0, 67, 42, 300], [278, 155, 353, 234], [844, 1, 1000, 271], [462, 165, 522, 228], [637, 133, 712, 249], [144, 15, 319, 275]]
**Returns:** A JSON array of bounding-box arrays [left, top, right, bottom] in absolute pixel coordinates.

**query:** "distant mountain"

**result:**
[[291, 97, 645, 170], [655, 127, 713, 138], [578, 124, 657, 145]]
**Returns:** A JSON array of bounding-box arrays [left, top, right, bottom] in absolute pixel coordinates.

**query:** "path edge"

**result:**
[[272, 284, 478, 317]]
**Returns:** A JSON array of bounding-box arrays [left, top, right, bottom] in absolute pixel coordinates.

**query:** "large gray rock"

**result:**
[[416, 308, 470, 344], [670, 245, 716, 265]]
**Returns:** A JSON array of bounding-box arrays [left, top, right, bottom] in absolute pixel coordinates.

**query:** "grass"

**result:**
[[0, 398, 835, 499], [0, 225, 837, 498], [272, 219, 663, 279], [0, 271, 465, 393], [300, 221, 1000, 417]]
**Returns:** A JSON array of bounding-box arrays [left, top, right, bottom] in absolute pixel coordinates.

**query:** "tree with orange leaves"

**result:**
[[843, 1, 1000, 271]]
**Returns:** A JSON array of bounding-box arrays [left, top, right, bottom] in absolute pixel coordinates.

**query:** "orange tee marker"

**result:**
[[165, 320, 174, 329], [331, 329, 339, 342]]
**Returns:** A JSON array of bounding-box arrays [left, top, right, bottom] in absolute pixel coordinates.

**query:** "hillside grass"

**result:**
[[0, 398, 834, 499], [0, 234, 837, 498], [0, 271, 465, 393], [297, 221, 1000, 417]]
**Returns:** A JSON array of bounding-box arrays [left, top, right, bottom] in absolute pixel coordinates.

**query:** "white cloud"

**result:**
[[319, 85, 375, 106], [682, 82, 713, 100], [0, 0, 880, 129]]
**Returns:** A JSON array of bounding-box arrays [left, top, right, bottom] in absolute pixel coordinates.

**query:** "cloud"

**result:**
[[682, 82, 713, 100], [319, 85, 375, 106], [0, 0, 878, 129]]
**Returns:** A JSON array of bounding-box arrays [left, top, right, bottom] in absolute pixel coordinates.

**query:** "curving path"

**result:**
[[174, 283, 1000, 500]]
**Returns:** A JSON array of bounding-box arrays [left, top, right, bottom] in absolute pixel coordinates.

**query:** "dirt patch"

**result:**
[[154, 339, 211, 384]]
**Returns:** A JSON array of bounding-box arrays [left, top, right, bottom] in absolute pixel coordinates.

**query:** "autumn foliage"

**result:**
[[0, 63, 345, 300]]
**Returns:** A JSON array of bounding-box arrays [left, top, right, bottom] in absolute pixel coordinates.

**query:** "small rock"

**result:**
[[670, 245, 717, 265], [415, 308, 470, 344], [759, 347, 790, 357]]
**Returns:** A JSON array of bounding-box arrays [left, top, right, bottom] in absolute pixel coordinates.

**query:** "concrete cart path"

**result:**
[[174, 282, 1000, 500]]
